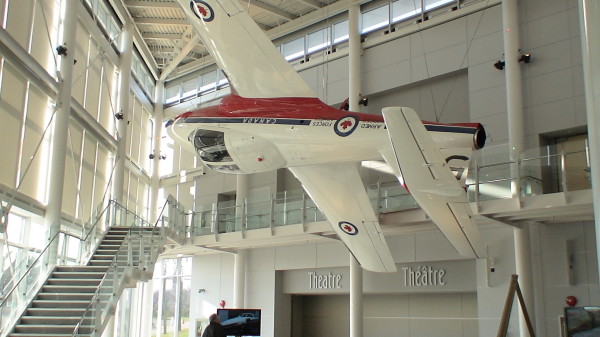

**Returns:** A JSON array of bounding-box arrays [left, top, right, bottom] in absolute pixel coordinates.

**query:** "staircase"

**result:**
[[6, 227, 164, 337]]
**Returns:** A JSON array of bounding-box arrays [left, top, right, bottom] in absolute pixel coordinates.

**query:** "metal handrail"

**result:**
[[71, 199, 172, 337], [0, 230, 60, 310], [519, 149, 588, 163], [80, 201, 111, 243], [111, 200, 152, 227], [71, 230, 135, 337]]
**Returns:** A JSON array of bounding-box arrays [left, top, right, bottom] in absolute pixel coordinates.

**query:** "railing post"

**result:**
[[127, 236, 132, 267], [560, 150, 568, 202], [212, 203, 218, 240], [475, 162, 481, 212], [516, 157, 522, 207], [138, 232, 143, 267], [282, 191, 287, 226], [94, 295, 102, 337], [376, 180, 382, 217], [270, 195, 275, 235]]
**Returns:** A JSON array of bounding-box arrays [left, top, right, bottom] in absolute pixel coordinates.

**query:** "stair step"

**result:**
[[26, 307, 88, 316], [94, 247, 119, 255], [88, 259, 112, 264], [36, 292, 95, 301], [89, 255, 114, 260], [51, 271, 105, 279], [8, 332, 91, 337], [20, 316, 93, 325], [31, 300, 91, 308], [46, 278, 102, 286], [13, 324, 93, 334], [55, 266, 108, 273], [41, 285, 98, 293]]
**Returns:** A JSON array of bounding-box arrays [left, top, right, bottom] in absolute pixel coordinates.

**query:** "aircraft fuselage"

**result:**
[[168, 95, 485, 176]]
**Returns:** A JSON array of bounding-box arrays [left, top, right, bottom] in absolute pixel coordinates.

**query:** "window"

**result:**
[[307, 28, 331, 53], [199, 71, 217, 93], [362, 5, 390, 34], [333, 20, 349, 44], [182, 78, 198, 99], [392, 0, 422, 22], [425, 0, 455, 11], [152, 258, 192, 337], [165, 85, 180, 104], [282, 37, 305, 61]]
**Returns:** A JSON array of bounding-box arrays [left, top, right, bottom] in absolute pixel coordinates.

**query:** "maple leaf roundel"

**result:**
[[334, 115, 359, 137], [190, 0, 215, 22]]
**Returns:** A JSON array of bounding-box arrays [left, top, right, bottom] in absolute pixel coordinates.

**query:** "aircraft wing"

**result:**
[[289, 163, 397, 273], [382, 107, 485, 258]]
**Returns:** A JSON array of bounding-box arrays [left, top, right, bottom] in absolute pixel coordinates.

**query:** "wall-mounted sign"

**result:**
[[402, 265, 446, 287], [281, 260, 475, 294], [308, 271, 342, 289]]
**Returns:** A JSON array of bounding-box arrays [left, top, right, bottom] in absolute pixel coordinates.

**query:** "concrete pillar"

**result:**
[[44, 0, 77, 263], [150, 81, 164, 224], [112, 23, 134, 204], [579, 0, 600, 283], [350, 255, 363, 337], [233, 249, 247, 308], [502, 1, 535, 334]]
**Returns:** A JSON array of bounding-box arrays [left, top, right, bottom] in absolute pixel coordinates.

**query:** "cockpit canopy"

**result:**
[[189, 129, 241, 173]]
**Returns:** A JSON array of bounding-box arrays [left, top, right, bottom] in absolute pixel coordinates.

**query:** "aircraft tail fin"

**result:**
[[382, 107, 485, 258], [175, 0, 315, 99]]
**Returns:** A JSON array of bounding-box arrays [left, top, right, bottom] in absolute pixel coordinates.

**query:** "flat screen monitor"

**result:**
[[217, 308, 261, 336], [565, 306, 600, 337]]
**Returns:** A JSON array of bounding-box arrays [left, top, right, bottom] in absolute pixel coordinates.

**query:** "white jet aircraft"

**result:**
[[167, 0, 486, 272]]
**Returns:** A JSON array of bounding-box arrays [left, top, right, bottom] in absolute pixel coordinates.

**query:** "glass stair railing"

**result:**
[[0, 196, 188, 337]]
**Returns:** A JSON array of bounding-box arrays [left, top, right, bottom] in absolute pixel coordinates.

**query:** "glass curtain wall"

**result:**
[[152, 257, 192, 337]]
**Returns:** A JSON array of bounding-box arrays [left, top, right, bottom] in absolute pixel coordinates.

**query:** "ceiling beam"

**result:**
[[160, 35, 201, 80], [248, 1, 297, 21], [142, 32, 186, 40], [134, 17, 189, 25], [295, 0, 322, 10], [106, 0, 160, 79], [124, 1, 181, 8]]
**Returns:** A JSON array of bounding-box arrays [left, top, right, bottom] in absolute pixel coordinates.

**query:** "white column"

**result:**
[[139, 280, 155, 337], [579, 0, 600, 282], [502, 0, 525, 195], [348, 4, 361, 112], [113, 23, 134, 204], [502, 1, 535, 334], [348, 5, 363, 337], [236, 174, 249, 231], [233, 249, 247, 308], [102, 317, 115, 337], [514, 224, 535, 331], [150, 81, 164, 224], [44, 0, 77, 263], [350, 255, 363, 337]]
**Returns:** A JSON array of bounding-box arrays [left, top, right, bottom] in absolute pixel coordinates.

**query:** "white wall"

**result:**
[[189, 225, 520, 337]]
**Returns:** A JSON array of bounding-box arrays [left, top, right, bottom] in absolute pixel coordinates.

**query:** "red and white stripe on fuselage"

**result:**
[[170, 95, 484, 146]]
